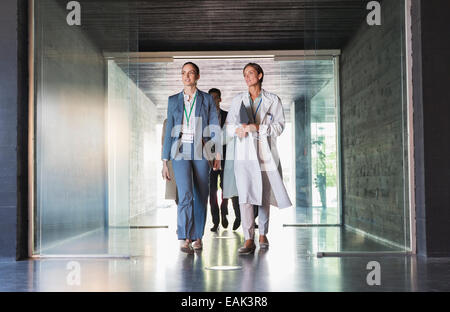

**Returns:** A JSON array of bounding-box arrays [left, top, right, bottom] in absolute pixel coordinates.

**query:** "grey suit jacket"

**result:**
[[161, 90, 221, 161]]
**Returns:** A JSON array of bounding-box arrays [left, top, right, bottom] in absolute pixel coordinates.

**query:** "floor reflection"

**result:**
[[38, 205, 402, 256], [4, 245, 450, 291], [9, 206, 444, 291]]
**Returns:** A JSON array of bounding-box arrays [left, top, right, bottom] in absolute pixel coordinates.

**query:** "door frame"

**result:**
[[28, 1, 415, 256]]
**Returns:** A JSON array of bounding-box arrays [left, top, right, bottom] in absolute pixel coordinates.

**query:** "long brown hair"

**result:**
[[243, 63, 264, 85]]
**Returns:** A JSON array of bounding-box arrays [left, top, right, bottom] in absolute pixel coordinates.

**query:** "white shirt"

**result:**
[[181, 90, 197, 143]]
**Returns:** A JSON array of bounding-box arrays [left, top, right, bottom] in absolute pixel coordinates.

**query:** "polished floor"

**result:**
[[1, 207, 450, 291]]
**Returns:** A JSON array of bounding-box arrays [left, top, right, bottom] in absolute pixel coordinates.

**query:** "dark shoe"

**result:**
[[210, 224, 219, 232], [180, 241, 194, 254], [221, 213, 229, 228], [180, 246, 194, 254], [232, 218, 241, 231]]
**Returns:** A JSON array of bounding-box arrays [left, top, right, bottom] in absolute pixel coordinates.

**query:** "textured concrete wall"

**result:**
[[340, 0, 409, 247], [0, 0, 19, 259], [295, 98, 312, 207], [35, 0, 107, 252]]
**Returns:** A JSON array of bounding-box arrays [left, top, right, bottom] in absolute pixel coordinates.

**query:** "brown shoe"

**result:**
[[180, 240, 194, 254], [238, 240, 256, 255], [192, 239, 203, 250], [259, 242, 269, 249], [259, 236, 269, 249]]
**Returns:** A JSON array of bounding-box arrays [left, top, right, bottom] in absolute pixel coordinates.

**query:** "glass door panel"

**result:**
[[278, 58, 340, 226], [298, 0, 410, 253], [33, 0, 138, 256]]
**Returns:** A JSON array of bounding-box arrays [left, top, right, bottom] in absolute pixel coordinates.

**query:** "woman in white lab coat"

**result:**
[[223, 63, 292, 254]]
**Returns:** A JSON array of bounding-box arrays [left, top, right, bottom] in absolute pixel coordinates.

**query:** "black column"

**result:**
[[412, 0, 450, 257], [0, 0, 28, 260]]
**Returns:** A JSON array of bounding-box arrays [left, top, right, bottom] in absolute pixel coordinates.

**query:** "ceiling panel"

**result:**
[[61, 0, 369, 52]]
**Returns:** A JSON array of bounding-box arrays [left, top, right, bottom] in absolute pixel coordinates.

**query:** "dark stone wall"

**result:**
[[16, 0, 29, 260], [0, 0, 28, 260], [340, 0, 410, 247], [0, 0, 19, 259], [413, 0, 450, 257]]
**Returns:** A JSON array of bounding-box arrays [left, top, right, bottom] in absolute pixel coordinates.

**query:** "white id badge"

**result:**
[[181, 130, 194, 143]]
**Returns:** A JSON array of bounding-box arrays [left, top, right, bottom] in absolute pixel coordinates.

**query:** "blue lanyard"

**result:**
[[251, 98, 262, 121]]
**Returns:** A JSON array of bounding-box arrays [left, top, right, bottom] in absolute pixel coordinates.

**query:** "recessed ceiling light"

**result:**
[[205, 266, 242, 271]]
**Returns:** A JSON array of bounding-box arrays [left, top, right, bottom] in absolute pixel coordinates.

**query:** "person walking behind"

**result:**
[[208, 88, 241, 232]]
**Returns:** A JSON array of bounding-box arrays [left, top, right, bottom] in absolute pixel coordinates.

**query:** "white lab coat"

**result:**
[[222, 89, 292, 209]]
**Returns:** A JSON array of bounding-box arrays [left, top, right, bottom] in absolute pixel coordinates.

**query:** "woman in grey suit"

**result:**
[[161, 62, 221, 253], [224, 63, 292, 254]]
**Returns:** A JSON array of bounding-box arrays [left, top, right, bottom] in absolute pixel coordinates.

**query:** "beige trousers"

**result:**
[[240, 203, 270, 240]]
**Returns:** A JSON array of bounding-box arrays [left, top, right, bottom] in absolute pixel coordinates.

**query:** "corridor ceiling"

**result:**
[[49, 0, 366, 122], [59, 0, 369, 52]]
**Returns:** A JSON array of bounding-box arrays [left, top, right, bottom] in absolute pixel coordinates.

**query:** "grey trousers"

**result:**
[[172, 142, 210, 241], [240, 203, 270, 240]]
